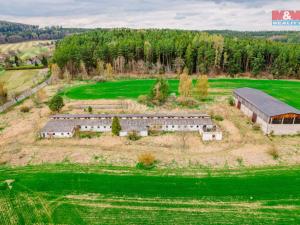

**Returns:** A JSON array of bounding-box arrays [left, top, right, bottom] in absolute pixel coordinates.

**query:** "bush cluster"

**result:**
[[20, 106, 30, 113], [127, 131, 141, 141], [136, 153, 157, 170]]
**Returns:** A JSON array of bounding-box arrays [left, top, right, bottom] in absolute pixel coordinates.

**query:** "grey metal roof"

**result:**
[[41, 116, 214, 133], [234, 88, 300, 117], [41, 119, 112, 133], [40, 120, 75, 133], [50, 113, 210, 119]]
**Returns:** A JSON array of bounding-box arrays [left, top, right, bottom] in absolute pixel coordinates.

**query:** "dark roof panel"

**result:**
[[233, 88, 300, 117]]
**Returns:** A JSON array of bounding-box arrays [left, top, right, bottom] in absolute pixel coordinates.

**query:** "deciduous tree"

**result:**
[[193, 75, 209, 100], [178, 72, 192, 97]]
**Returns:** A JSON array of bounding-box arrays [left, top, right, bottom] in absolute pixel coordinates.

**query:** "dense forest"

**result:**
[[53, 29, 300, 79], [0, 20, 88, 43], [205, 30, 300, 43]]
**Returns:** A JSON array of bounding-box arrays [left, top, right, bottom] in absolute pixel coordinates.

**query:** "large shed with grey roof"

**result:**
[[233, 88, 300, 135], [40, 113, 222, 141]]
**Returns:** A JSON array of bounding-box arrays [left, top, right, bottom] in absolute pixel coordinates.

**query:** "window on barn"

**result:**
[[283, 118, 294, 124], [272, 118, 282, 124]]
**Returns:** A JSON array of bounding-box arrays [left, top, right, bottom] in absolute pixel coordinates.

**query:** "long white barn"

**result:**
[[233, 88, 300, 135], [40, 113, 222, 141]]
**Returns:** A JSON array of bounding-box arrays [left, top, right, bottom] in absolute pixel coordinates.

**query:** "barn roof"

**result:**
[[233, 88, 300, 117], [50, 113, 210, 119]]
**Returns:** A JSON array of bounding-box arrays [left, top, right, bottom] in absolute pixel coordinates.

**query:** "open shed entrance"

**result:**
[[252, 113, 257, 123]]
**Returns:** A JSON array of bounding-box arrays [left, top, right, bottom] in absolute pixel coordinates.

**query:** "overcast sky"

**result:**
[[0, 0, 300, 31]]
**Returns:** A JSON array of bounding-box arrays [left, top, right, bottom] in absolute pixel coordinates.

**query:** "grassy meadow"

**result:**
[[0, 69, 47, 95], [61, 78, 300, 109], [0, 40, 53, 60], [0, 164, 300, 224]]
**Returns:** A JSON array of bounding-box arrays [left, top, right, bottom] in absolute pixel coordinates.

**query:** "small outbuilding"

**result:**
[[233, 88, 300, 135]]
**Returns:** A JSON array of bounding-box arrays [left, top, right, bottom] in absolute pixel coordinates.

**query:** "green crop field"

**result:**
[[0, 164, 300, 224], [61, 78, 300, 109]]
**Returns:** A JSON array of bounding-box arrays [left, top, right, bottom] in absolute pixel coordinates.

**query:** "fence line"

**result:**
[[0, 78, 50, 113]]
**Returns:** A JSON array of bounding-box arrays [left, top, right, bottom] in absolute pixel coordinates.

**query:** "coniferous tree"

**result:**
[[112, 116, 121, 136], [149, 78, 169, 105]]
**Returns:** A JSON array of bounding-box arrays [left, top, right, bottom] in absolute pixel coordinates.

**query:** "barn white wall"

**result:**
[[234, 97, 300, 135], [41, 131, 74, 138], [161, 125, 202, 132], [267, 124, 300, 135], [79, 125, 111, 132], [202, 131, 222, 141]]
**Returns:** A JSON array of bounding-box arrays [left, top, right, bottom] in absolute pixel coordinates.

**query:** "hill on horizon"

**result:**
[[0, 20, 88, 44]]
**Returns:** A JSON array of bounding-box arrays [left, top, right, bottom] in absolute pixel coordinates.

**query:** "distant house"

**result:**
[[40, 113, 222, 141], [233, 88, 300, 135]]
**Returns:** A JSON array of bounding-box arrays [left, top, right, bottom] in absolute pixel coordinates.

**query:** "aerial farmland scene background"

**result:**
[[0, 1, 300, 224]]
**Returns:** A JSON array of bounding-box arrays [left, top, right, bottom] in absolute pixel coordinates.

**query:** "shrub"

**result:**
[[213, 115, 224, 121], [252, 124, 260, 131], [20, 106, 30, 113], [228, 96, 235, 106], [136, 153, 157, 170], [236, 157, 244, 166], [176, 96, 198, 107], [112, 116, 121, 136], [92, 76, 106, 82], [87, 106, 93, 113], [128, 131, 141, 141], [268, 147, 279, 160], [137, 95, 149, 104], [48, 95, 64, 112], [0, 82, 8, 104]]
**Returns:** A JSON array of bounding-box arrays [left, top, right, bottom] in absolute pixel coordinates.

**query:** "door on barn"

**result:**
[[237, 101, 241, 109], [252, 113, 257, 123]]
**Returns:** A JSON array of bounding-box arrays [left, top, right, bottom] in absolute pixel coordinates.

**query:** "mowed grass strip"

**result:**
[[61, 78, 300, 109], [0, 165, 300, 224]]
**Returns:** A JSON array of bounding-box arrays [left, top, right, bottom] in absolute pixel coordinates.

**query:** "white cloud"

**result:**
[[0, 0, 300, 30]]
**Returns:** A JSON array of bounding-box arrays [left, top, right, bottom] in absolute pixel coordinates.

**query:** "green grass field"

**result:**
[[0, 164, 300, 224], [61, 78, 300, 109]]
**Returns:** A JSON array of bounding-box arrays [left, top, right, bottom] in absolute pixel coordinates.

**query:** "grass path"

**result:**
[[0, 164, 300, 224], [61, 78, 300, 109]]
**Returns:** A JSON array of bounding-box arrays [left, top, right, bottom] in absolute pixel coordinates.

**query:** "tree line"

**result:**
[[52, 29, 300, 79], [0, 20, 88, 44]]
